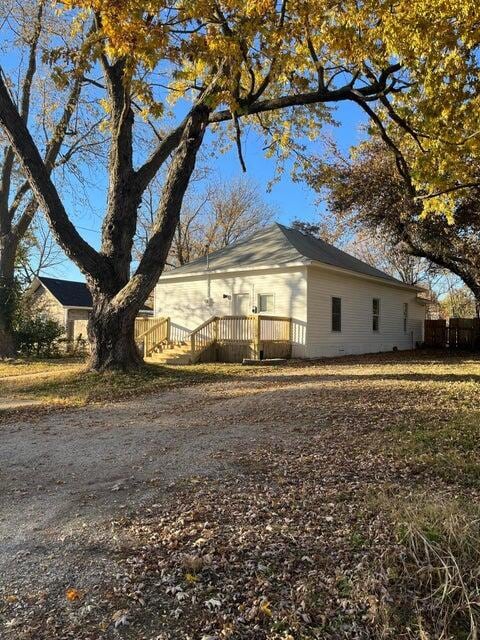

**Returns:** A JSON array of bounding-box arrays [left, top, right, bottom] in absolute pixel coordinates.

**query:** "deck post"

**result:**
[[190, 333, 195, 357], [253, 314, 261, 359]]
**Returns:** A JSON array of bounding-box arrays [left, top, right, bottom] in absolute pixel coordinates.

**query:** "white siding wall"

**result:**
[[155, 267, 308, 356], [306, 265, 425, 357]]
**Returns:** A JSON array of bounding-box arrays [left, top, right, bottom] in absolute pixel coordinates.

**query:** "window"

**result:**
[[258, 294, 274, 313], [403, 302, 408, 332], [332, 297, 341, 332], [372, 298, 380, 331]]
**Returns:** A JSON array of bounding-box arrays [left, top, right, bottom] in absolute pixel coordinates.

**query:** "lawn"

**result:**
[[0, 356, 242, 414], [1, 350, 479, 639]]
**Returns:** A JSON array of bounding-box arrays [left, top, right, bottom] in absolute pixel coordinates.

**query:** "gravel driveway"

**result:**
[[0, 374, 309, 600]]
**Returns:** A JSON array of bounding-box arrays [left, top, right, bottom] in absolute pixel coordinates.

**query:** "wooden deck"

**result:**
[[136, 315, 293, 363]]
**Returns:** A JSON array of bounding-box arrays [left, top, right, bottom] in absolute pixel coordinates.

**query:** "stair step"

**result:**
[[149, 355, 192, 364]]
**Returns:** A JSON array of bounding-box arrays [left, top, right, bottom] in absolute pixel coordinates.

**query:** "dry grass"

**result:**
[[370, 495, 480, 640], [0, 357, 242, 414], [1, 349, 480, 638]]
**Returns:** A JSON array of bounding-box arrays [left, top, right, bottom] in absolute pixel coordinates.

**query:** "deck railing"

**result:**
[[217, 315, 254, 341], [136, 314, 293, 361], [190, 316, 217, 359], [134, 317, 158, 339], [259, 315, 292, 341], [189, 315, 292, 360], [135, 317, 170, 356]]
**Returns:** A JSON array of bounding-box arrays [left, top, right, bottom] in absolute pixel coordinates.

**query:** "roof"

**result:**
[[162, 223, 413, 287], [36, 276, 153, 311]]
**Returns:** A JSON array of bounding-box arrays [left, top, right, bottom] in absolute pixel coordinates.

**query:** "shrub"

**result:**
[[15, 317, 65, 356]]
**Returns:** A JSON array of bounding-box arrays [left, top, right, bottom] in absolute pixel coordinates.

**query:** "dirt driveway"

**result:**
[[1, 352, 478, 639], [1, 373, 313, 597]]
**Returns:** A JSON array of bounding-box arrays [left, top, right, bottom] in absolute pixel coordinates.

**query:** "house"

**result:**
[[154, 223, 426, 360], [27, 276, 153, 343]]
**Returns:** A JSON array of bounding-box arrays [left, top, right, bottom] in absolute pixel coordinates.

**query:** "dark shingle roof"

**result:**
[[37, 276, 153, 310], [279, 224, 401, 283], [38, 276, 93, 307], [163, 223, 408, 286]]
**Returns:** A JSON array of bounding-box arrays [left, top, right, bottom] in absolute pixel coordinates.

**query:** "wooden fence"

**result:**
[[424, 318, 480, 349]]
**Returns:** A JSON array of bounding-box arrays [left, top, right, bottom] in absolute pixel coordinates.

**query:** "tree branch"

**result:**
[[116, 104, 211, 311], [351, 95, 416, 198], [0, 72, 107, 282], [416, 182, 480, 201], [133, 119, 187, 195], [0, 0, 45, 229], [134, 60, 230, 197], [209, 63, 402, 123]]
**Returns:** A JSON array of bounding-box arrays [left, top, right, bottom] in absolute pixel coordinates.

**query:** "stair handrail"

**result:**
[[189, 316, 218, 356], [135, 317, 170, 357], [135, 317, 168, 342]]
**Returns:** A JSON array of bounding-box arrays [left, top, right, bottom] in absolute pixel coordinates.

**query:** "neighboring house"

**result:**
[[27, 276, 153, 343], [155, 223, 426, 358]]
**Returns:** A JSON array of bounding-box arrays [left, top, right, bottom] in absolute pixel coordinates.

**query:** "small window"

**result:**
[[403, 302, 408, 333], [258, 294, 274, 313], [372, 298, 380, 331], [332, 297, 341, 332]]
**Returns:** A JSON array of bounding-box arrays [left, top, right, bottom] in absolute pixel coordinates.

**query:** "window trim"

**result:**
[[331, 296, 342, 332], [257, 292, 275, 314], [403, 302, 409, 333], [372, 297, 380, 332]]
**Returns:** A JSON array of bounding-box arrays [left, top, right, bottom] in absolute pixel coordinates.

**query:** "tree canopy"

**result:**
[[1, 0, 478, 368], [302, 138, 480, 304], [62, 0, 480, 215]]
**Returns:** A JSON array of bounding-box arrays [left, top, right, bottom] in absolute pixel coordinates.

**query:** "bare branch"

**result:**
[[0, 72, 107, 281], [209, 63, 402, 123], [416, 182, 480, 201]]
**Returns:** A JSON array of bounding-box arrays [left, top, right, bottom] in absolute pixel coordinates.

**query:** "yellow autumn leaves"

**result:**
[[58, 0, 480, 217]]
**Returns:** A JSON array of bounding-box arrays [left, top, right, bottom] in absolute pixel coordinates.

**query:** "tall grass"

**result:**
[[391, 500, 480, 640]]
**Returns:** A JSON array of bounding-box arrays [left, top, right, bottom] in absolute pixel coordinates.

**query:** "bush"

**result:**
[[15, 317, 65, 356]]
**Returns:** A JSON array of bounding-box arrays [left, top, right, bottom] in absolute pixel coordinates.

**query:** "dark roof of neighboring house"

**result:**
[[162, 223, 410, 286], [37, 276, 153, 310]]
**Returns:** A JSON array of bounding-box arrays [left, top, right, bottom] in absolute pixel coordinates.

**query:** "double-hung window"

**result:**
[[372, 298, 380, 331], [258, 293, 274, 313], [332, 297, 342, 332]]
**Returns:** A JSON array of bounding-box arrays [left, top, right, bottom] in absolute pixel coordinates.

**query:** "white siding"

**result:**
[[305, 265, 425, 357], [155, 266, 308, 356]]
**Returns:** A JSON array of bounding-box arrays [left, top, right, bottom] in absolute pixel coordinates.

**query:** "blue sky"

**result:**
[[58, 101, 366, 281], [0, 23, 367, 282]]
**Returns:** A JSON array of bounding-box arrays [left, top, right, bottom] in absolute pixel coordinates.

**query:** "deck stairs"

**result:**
[[141, 314, 292, 364], [147, 339, 194, 365]]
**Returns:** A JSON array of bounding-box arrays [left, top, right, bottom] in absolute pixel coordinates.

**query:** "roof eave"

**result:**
[[307, 259, 424, 292], [158, 261, 308, 280]]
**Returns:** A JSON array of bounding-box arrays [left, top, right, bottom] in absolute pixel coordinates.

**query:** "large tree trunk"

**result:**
[[0, 237, 17, 358], [87, 296, 143, 372]]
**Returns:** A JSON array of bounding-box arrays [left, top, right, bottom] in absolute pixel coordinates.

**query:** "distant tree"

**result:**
[[439, 287, 477, 319], [137, 178, 274, 268], [301, 140, 480, 305], [293, 218, 436, 287], [16, 223, 65, 286]]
